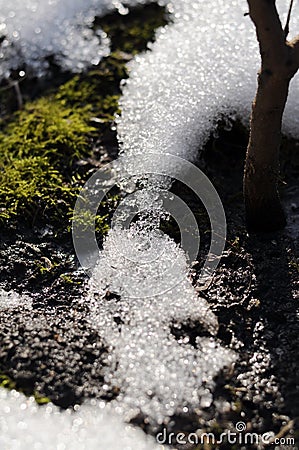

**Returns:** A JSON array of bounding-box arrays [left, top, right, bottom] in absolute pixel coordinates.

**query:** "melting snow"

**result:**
[[0, 0, 166, 78], [0, 389, 161, 450], [0, 289, 32, 310], [88, 229, 234, 424]]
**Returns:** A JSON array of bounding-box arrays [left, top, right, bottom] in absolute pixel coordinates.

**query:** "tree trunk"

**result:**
[[244, 0, 299, 232], [244, 71, 289, 231]]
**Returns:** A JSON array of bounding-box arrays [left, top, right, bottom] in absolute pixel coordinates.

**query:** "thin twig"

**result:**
[[6, 78, 23, 109], [13, 80, 23, 109], [267, 419, 295, 444], [284, 0, 294, 39]]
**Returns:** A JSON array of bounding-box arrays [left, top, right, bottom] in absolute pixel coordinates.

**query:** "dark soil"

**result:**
[[192, 125, 299, 448]]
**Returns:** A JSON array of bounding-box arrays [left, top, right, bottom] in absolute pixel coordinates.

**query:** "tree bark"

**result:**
[[244, 0, 299, 231]]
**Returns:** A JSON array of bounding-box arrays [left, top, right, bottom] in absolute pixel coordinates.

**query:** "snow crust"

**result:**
[[0, 289, 32, 310], [88, 229, 234, 424], [0, 0, 165, 78], [0, 389, 161, 450]]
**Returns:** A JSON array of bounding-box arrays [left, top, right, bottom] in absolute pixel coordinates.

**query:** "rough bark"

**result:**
[[244, 0, 299, 231]]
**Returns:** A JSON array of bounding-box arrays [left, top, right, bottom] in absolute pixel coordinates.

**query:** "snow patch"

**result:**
[[0, 289, 32, 310], [0, 389, 161, 450], [0, 0, 166, 78], [88, 227, 235, 425]]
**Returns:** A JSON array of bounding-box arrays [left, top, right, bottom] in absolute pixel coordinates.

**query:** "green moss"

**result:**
[[60, 274, 74, 284], [0, 96, 96, 223], [0, 58, 127, 227], [60, 273, 82, 285], [0, 98, 94, 167], [71, 193, 120, 242], [0, 155, 71, 221], [0, 373, 50, 405], [36, 258, 58, 275], [71, 210, 110, 235], [34, 393, 51, 405], [0, 373, 16, 390], [55, 54, 128, 121]]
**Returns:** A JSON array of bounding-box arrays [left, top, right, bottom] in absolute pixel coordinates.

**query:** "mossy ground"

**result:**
[[0, 3, 169, 231], [0, 1, 169, 407]]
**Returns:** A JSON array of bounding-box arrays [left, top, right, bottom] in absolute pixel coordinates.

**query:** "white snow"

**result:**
[[0, 389, 161, 450], [0, 0, 166, 78], [88, 228, 235, 425], [0, 289, 32, 310]]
